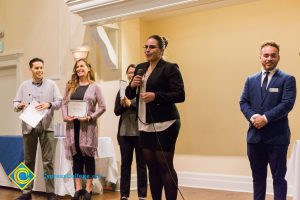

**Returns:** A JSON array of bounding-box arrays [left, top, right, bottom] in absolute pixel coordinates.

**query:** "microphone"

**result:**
[[137, 68, 144, 76], [136, 69, 144, 94]]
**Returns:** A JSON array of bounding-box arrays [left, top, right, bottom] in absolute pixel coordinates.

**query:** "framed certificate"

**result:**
[[67, 100, 88, 117]]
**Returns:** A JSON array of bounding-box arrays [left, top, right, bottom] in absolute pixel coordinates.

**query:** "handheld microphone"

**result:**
[[137, 68, 144, 76], [136, 69, 144, 94]]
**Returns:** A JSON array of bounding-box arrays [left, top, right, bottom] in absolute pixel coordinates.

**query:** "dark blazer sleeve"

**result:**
[[264, 75, 296, 123], [154, 63, 185, 104], [125, 84, 137, 100], [114, 90, 137, 116], [114, 91, 125, 116], [240, 77, 256, 122]]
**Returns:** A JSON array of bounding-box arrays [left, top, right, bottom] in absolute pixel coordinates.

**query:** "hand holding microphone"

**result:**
[[130, 69, 144, 89]]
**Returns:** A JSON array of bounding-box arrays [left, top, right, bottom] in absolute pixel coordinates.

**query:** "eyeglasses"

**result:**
[[143, 45, 158, 50]]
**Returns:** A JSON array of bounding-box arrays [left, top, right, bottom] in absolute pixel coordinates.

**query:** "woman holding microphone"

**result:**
[[126, 35, 185, 200]]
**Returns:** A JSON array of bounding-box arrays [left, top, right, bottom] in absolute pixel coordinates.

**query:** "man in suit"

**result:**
[[240, 41, 296, 200]]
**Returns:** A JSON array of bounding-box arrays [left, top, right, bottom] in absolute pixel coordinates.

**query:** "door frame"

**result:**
[[0, 53, 23, 89]]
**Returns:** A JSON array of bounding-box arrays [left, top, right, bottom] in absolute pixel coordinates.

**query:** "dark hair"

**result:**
[[29, 58, 44, 68], [148, 35, 168, 49], [260, 40, 280, 52], [126, 64, 136, 74]]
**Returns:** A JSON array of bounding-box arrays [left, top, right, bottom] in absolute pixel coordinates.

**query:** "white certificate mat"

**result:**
[[67, 100, 87, 117], [19, 100, 48, 128]]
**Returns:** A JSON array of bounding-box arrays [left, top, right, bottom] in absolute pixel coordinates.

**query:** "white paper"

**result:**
[[120, 80, 127, 100], [19, 100, 48, 128]]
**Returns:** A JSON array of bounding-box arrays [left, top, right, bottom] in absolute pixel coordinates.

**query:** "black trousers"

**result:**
[[118, 136, 147, 198], [247, 142, 288, 200], [73, 119, 95, 177]]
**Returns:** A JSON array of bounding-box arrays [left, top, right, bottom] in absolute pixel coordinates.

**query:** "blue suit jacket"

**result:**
[[240, 69, 296, 145]]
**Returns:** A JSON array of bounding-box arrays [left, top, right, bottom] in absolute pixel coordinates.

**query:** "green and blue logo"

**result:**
[[8, 162, 36, 190]]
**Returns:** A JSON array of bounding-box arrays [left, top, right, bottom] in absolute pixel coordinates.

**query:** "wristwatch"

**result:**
[[48, 102, 52, 109]]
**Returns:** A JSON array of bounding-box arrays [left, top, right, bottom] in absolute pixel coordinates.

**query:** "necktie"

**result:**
[[261, 71, 270, 96]]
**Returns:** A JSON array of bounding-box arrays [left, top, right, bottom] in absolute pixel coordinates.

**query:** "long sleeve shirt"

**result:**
[[13, 79, 62, 134]]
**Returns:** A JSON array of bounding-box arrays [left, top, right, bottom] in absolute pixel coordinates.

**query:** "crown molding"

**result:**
[[65, 0, 227, 25]]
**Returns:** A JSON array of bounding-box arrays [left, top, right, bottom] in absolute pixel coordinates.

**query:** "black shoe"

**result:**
[[71, 189, 85, 200], [120, 196, 128, 200], [16, 193, 32, 200], [47, 193, 58, 200], [84, 191, 92, 200]]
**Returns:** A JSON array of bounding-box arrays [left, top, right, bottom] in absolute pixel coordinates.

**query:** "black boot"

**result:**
[[71, 189, 85, 200], [84, 191, 92, 200], [15, 193, 32, 200]]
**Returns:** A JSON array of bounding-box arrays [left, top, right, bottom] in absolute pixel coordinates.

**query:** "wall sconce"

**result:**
[[71, 46, 90, 61]]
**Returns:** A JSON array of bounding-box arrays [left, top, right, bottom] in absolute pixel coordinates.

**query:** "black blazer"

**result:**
[[126, 59, 185, 123]]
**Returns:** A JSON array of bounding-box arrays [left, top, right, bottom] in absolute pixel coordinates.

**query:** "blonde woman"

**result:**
[[62, 59, 106, 200]]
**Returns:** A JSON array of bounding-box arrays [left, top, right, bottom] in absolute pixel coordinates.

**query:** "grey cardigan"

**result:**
[[13, 79, 62, 134]]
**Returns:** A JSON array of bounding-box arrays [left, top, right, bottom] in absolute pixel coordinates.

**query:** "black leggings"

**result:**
[[143, 149, 178, 200], [141, 120, 180, 200], [73, 119, 95, 177]]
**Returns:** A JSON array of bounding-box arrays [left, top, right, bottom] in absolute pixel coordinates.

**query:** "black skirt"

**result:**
[[140, 119, 180, 152]]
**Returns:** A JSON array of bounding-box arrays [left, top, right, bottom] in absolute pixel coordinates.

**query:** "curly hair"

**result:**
[[260, 40, 280, 52], [65, 59, 95, 94]]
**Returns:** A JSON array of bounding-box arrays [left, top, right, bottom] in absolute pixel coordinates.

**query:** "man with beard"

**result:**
[[240, 41, 296, 200]]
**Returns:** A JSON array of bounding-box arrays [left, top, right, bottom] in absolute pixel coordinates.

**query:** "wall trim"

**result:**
[[127, 172, 293, 197], [0, 53, 23, 87]]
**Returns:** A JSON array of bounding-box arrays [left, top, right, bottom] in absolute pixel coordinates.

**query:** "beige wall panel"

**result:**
[[142, 0, 300, 156], [1, 0, 300, 162], [0, 0, 89, 127], [0, 67, 21, 135]]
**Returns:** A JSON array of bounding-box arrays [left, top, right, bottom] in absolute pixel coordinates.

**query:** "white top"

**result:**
[[261, 68, 277, 88], [138, 74, 175, 132]]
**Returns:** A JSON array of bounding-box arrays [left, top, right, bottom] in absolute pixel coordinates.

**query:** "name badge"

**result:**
[[269, 88, 279, 93]]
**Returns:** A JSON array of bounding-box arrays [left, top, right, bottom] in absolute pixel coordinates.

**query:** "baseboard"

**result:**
[[127, 172, 293, 196]]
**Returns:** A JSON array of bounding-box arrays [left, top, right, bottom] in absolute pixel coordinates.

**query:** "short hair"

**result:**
[[148, 35, 168, 49], [260, 40, 280, 52], [29, 58, 44, 68], [126, 64, 136, 74]]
